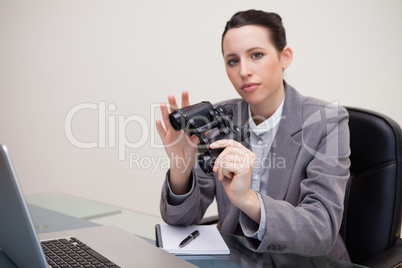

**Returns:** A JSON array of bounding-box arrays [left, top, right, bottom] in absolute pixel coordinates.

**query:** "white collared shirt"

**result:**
[[247, 98, 284, 194], [240, 97, 285, 240]]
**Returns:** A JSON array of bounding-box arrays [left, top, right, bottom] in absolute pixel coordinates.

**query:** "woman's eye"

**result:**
[[227, 59, 239, 66], [252, 53, 263, 59]]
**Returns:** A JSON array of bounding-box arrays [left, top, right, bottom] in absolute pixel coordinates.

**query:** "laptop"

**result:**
[[0, 144, 196, 268]]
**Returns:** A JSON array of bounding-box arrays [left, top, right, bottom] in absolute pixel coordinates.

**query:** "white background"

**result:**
[[0, 0, 401, 217]]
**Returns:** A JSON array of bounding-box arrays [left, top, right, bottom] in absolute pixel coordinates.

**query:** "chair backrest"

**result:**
[[340, 107, 402, 264]]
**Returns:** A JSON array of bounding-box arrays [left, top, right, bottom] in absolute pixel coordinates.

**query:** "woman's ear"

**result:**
[[281, 46, 293, 70]]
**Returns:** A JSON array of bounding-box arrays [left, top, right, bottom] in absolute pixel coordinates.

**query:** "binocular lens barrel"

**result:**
[[168, 110, 183, 131], [168, 101, 216, 131]]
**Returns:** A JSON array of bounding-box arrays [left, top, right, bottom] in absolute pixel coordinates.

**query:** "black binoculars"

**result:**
[[169, 101, 249, 173]]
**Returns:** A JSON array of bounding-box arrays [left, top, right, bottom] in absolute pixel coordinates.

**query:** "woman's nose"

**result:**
[[240, 61, 252, 78]]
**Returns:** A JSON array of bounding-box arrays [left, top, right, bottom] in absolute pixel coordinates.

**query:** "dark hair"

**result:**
[[222, 9, 287, 53]]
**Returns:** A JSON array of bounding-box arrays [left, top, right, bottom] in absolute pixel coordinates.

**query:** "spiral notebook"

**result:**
[[155, 224, 230, 255]]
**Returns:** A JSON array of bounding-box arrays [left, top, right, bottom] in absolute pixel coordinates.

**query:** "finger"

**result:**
[[218, 161, 225, 181], [155, 119, 166, 139], [214, 151, 255, 179], [168, 95, 178, 113], [213, 147, 248, 171], [221, 146, 249, 158], [215, 153, 234, 180], [219, 154, 247, 165], [160, 102, 172, 129], [213, 148, 227, 174], [189, 134, 200, 146], [181, 91, 190, 107], [215, 156, 239, 173], [222, 168, 234, 180], [216, 160, 235, 181], [210, 139, 243, 149]]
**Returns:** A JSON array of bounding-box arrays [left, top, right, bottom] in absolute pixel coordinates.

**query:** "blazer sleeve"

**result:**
[[160, 166, 216, 226], [246, 105, 351, 256]]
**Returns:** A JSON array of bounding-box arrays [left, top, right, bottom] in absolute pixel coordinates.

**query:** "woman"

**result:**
[[155, 9, 350, 261]]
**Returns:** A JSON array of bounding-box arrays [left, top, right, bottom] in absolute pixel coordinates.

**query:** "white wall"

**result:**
[[0, 0, 401, 217]]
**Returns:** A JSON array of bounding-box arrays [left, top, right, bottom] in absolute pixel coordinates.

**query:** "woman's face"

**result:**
[[222, 25, 292, 113]]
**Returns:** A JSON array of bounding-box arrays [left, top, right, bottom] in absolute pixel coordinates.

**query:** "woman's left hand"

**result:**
[[210, 139, 261, 222]]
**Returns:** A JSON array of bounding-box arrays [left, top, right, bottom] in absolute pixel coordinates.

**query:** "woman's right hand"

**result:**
[[155, 91, 199, 194]]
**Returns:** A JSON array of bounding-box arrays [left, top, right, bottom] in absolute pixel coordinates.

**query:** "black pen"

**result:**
[[179, 230, 200, 248]]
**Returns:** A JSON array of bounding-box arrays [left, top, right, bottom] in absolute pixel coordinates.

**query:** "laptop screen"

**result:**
[[0, 145, 48, 268]]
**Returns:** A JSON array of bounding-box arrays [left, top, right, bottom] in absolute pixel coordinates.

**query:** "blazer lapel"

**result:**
[[266, 83, 303, 200], [267, 128, 301, 199], [238, 99, 252, 150]]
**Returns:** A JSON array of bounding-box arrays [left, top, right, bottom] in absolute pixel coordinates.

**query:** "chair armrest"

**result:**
[[363, 238, 402, 268], [199, 215, 219, 225]]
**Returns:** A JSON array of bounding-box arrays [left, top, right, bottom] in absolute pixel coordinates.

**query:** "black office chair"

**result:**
[[340, 107, 402, 267]]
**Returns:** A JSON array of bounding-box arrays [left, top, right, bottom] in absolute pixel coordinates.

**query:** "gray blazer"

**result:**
[[160, 82, 351, 261]]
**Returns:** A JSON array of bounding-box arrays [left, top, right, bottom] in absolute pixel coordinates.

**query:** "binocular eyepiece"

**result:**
[[169, 101, 249, 173]]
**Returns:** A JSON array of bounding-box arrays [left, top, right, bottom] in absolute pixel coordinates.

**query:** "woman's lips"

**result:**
[[241, 83, 260, 92]]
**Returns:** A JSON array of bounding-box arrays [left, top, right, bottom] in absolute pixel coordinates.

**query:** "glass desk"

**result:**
[[25, 192, 367, 268]]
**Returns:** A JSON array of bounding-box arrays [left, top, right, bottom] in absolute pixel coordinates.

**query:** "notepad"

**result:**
[[155, 224, 230, 255]]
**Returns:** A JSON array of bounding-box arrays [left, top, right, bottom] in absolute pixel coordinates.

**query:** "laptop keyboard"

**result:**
[[41, 237, 120, 268]]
